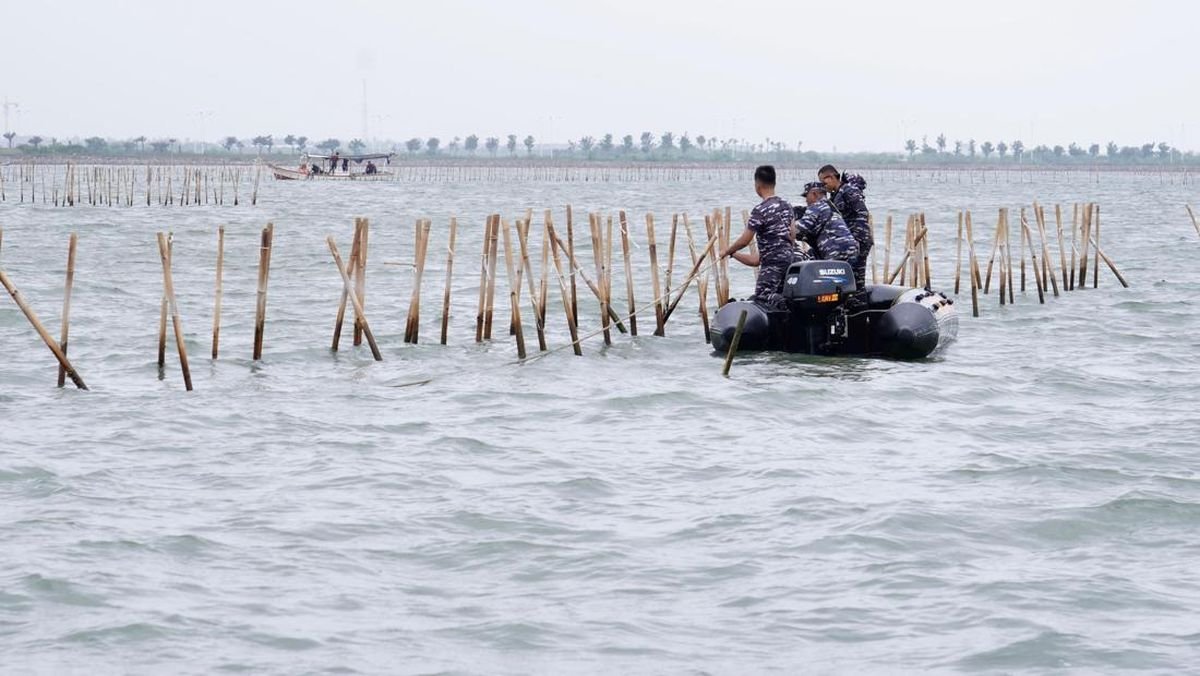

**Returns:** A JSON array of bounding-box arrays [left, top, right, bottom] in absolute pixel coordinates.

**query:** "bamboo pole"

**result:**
[[646, 213, 666, 336], [683, 215, 710, 342], [721, 309, 749, 377], [158, 235, 172, 368], [252, 223, 274, 361], [883, 215, 892, 284], [1069, 204, 1079, 290], [1187, 205, 1200, 238], [965, 210, 980, 318], [1055, 204, 1068, 291], [353, 218, 370, 346], [539, 211, 551, 342], [483, 213, 500, 340], [326, 236, 382, 361], [56, 233, 78, 388], [476, 214, 494, 342], [1093, 204, 1100, 289], [0, 267, 88, 390], [517, 215, 546, 351], [405, 219, 431, 343], [1019, 207, 1027, 292], [1035, 205, 1060, 297], [664, 214, 678, 300], [619, 210, 637, 336], [550, 230, 628, 332], [566, 204, 578, 325], [212, 225, 225, 358], [1087, 233, 1130, 288], [332, 218, 363, 351], [589, 214, 611, 345], [954, 211, 963, 294], [156, 232, 193, 391], [547, 221, 582, 355], [1020, 212, 1045, 304], [440, 217, 457, 345], [919, 212, 931, 290], [501, 218, 526, 358], [998, 213, 1008, 306], [1078, 203, 1092, 288], [983, 210, 1004, 294], [662, 233, 719, 323], [886, 226, 928, 285]]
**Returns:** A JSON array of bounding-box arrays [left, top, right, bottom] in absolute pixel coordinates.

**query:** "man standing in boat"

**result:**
[[721, 165, 796, 309], [795, 182, 859, 265], [818, 165, 872, 288]]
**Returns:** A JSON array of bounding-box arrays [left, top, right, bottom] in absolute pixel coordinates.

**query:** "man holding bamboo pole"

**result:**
[[720, 166, 796, 310]]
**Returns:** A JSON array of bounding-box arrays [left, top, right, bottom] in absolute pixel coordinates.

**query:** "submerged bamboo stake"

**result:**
[[405, 219, 432, 343], [326, 236, 382, 361], [517, 215, 546, 351], [0, 267, 88, 390], [547, 222, 582, 355], [646, 213, 666, 336], [483, 213, 500, 340], [353, 218, 370, 345], [965, 210, 980, 318], [721, 309, 749, 377], [619, 210, 637, 336], [56, 233, 78, 388], [252, 223, 274, 361], [212, 225, 225, 359], [501, 219, 526, 358], [440, 217, 457, 345], [476, 214, 494, 343], [156, 232, 192, 391]]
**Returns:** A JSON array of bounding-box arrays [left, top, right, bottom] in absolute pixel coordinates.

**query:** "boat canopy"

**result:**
[[304, 152, 395, 163]]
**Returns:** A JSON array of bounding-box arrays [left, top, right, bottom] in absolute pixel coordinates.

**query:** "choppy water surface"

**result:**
[[2, 169, 1199, 674]]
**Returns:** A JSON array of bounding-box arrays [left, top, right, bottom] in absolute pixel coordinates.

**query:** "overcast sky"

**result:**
[[4, 0, 1195, 152]]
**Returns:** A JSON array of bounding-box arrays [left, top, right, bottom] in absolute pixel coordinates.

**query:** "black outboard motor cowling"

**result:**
[[781, 260, 857, 310]]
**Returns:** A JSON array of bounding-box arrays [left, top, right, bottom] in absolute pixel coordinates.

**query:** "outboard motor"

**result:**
[[780, 260, 856, 354]]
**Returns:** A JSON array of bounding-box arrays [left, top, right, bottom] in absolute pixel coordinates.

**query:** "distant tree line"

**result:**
[[2, 129, 1196, 166]]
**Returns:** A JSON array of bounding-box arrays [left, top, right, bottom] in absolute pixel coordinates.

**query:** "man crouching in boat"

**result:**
[[794, 182, 858, 266], [720, 165, 796, 310]]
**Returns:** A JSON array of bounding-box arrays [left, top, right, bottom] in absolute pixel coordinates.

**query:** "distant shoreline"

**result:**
[[0, 154, 1195, 173]]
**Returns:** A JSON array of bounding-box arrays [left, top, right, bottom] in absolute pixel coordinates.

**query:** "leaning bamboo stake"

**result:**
[[517, 215, 546, 351], [547, 222, 582, 356], [721, 309, 749, 377], [252, 223, 274, 361], [212, 225, 225, 358], [886, 226, 928, 284], [353, 218, 370, 346], [440, 217, 457, 346], [0, 267, 88, 390], [156, 232, 193, 391], [646, 213, 666, 336], [538, 211, 551, 343], [1020, 213, 1045, 304], [550, 231, 628, 332], [56, 233, 78, 388], [683, 215, 710, 342], [1035, 205, 1060, 297], [332, 218, 363, 351], [1086, 233, 1130, 288], [326, 236, 382, 361], [663, 233, 720, 324], [1187, 205, 1200, 238], [619, 210, 637, 336], [500, 219, 526, 358]]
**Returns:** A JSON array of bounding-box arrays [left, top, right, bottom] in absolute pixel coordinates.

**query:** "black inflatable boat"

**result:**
[[710, 259, 958, 359]]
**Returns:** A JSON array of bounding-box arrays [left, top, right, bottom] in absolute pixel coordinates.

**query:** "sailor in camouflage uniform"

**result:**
[[819, 165, 872, 287], [794, 182, 859, 265], [722, 165, 796, 308]]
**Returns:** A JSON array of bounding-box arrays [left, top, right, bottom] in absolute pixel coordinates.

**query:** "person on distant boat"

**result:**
[[364, 161, 377, 175], [795, 182, 859, 265], [819, 165, 872, 288], [720, 165, 796, 309], [330, 152, 340, 174], [298, 162, 310, 176], [342, 157, 349, 172], [310, 163, 322, 175]]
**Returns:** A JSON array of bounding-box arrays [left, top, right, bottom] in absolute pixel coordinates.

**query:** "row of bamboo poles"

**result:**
[[1, 199, 1154, 391], [0, 162, 262, 206]]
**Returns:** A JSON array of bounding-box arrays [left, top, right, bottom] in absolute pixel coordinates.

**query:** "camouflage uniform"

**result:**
[[795, 198, 859, 265], [830, 174, 872, 287], [746, 195, 796, 306]]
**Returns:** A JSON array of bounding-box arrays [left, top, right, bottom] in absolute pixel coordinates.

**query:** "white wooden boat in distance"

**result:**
[[269, 152, 396, 181]]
